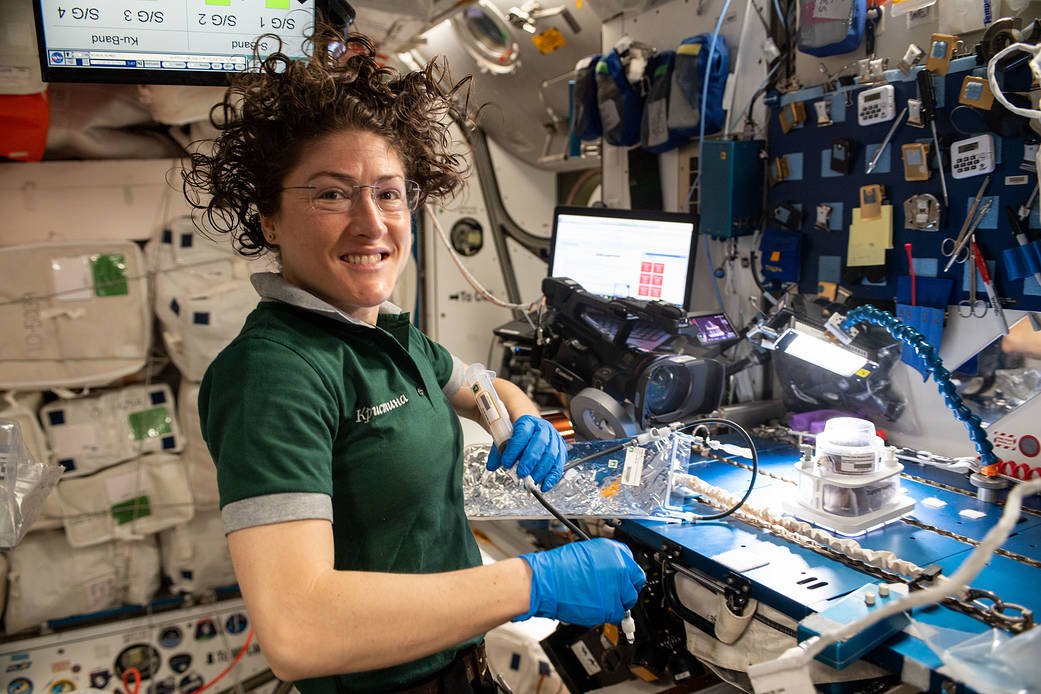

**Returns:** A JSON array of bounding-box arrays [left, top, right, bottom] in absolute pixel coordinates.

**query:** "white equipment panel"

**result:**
[[1, 599, 269, 694]]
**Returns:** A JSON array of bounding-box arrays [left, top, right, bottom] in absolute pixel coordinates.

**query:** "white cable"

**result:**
[[749, 477, 1041, 679], [986, 42, 1041, 120], [425, 203, 542, 312]]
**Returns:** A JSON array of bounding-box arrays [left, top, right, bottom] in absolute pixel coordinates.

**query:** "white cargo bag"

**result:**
[[0, 241, 150, 390], [159, 509, 236, 596], [150, 217, 257, 381], [53, 453, 193, 548], [178, 380, 219, 509], [40, 383, 183, 476], [5, 530, 160, 634]]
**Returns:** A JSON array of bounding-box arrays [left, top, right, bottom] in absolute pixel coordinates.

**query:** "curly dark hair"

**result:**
[[182, 28, 472, 257]]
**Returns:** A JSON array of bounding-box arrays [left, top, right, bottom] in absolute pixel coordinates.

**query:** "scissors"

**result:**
[[971, 240, 1010, 335], [942, 176, 991, 272], [958, 243, 988, 318], [941, 197, 994, 267]]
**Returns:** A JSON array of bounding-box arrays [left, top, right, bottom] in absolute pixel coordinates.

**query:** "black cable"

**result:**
[[528, 485, 591, 540], [678, 417, 758, 521], [558, 417, 758, 524]]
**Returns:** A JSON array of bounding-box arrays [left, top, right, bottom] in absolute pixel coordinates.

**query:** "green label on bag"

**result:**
[[112, 495, 151, 524], [91, 254, 129, 297], [128, 407, 172, 441]]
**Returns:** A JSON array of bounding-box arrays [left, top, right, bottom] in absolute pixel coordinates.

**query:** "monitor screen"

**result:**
[[32, 0, 342, 85], [548, 206, 698, 308]]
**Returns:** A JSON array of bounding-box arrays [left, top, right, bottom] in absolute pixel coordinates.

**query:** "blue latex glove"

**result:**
[[486, 414, 566, 491], [515, 538, 646, 626]]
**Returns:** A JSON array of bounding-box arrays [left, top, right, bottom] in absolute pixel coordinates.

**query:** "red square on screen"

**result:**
[[640, 273, 651, 284], [641, 262, 652, 272], [650, 287, 661, 298], [639, 285, 651, 296], [653, 263, 664, 273], [652, 275, 663, 286]]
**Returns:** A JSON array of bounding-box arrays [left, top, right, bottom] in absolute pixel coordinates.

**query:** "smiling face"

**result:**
[[260, 129, 413, 324]]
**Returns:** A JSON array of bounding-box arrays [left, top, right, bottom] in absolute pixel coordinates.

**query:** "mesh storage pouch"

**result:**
[[572, 54, 603, 141], [668, 34, 730, 138]]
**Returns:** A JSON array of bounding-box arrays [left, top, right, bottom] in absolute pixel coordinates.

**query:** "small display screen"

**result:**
[[689, 312, 738, 345], [958, 141, 979, 153], [865, 92, 880, 102]]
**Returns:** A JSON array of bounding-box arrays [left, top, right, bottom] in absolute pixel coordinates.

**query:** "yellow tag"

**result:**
[[770, 251, 781, 261], [855, 368, 871, 378], [600, 479, 621, 498], [532, 27, 566, 54]]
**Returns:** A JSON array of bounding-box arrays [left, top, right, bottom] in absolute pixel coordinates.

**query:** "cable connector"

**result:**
[[634, 422, 684, 445], [824, 313, 855, 345], [621, 611, 636, 644]]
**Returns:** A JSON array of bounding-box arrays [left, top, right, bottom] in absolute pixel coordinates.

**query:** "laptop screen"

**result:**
[[548, 206, 698, 308]]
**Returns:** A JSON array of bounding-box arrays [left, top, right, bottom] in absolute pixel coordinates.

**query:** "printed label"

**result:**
[[621, 447, 645, 486]]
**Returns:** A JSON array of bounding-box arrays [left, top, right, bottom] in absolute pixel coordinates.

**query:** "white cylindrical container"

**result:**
[[814, 417, 885, 475]]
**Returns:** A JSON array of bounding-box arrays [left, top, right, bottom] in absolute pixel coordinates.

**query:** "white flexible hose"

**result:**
[[425, 203, 542, 312], [745, 477, 1041, 680], [986, 42, 1041, 120]]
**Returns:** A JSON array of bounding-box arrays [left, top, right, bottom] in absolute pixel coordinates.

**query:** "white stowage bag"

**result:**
[[0, 241, 151, 390], [148, 217, 259, 382], [5, 529, 160, 634], [39, 383, 183, 477], [178, 380, 219, 509], [159, 508, 236, 596], [52, 453, 194, 548]]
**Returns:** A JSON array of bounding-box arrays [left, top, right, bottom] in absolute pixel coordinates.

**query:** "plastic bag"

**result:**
[[0, 419, 63, 548], [463, 433, 691, 519]]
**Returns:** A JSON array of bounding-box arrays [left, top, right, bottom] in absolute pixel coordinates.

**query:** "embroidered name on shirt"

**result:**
[[355, 394, 410, 423]]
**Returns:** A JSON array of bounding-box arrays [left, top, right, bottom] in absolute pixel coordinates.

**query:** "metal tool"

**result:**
[[941, 197, 992, 267], [866, 106, 908, 174], [916, 70, 949, 206], [959, 243, 988, 318], [971, 240, 1010, 334], [942, 176, 992, 272]]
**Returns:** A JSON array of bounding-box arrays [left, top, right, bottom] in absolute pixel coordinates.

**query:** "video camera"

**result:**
[[533, 278, 726, 436]]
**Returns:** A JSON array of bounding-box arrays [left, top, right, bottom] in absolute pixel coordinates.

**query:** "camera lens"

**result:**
[[644, 362, 687, 415]]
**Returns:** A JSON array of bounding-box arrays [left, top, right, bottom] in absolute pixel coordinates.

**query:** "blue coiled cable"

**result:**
[[840, 304, 997, 466]]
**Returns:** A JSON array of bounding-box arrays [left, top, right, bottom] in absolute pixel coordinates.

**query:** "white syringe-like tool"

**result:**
[[464, 363, 514, 452]]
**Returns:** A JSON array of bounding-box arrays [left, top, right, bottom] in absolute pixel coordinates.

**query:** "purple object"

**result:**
[[787, 409, 858, 435]]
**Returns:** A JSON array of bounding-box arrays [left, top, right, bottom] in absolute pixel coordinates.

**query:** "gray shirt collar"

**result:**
[[250, 272, 402, 328]]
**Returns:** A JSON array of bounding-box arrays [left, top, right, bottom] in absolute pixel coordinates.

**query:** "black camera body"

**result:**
[[535, 278, 725, 429]]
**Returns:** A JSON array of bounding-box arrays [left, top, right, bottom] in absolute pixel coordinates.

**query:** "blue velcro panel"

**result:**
[[161, 436, 176, 450], [58, 458, 76, 471], [1002, 241, 1041, 281], [170, 298, 180, 315], [192, 312, 210, 325], [161, 228, 173, 244], [761, 229, 802, 282], [897, 275, 952, 308], [896, 303, 945, 379], [509, 653, 522, 670], [150, 390, 166, 405], [179, 233, 193, 248], [48, 410, 65, 426]]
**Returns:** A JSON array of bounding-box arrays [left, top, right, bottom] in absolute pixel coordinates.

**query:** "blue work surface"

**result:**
[[620, 440, 1041, 693]]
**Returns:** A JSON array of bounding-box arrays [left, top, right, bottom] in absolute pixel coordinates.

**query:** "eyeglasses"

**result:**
[[281, 179, 421, 215]]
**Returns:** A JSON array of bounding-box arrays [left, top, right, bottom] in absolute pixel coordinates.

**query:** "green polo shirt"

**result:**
[[199, 273, 483, 693]]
